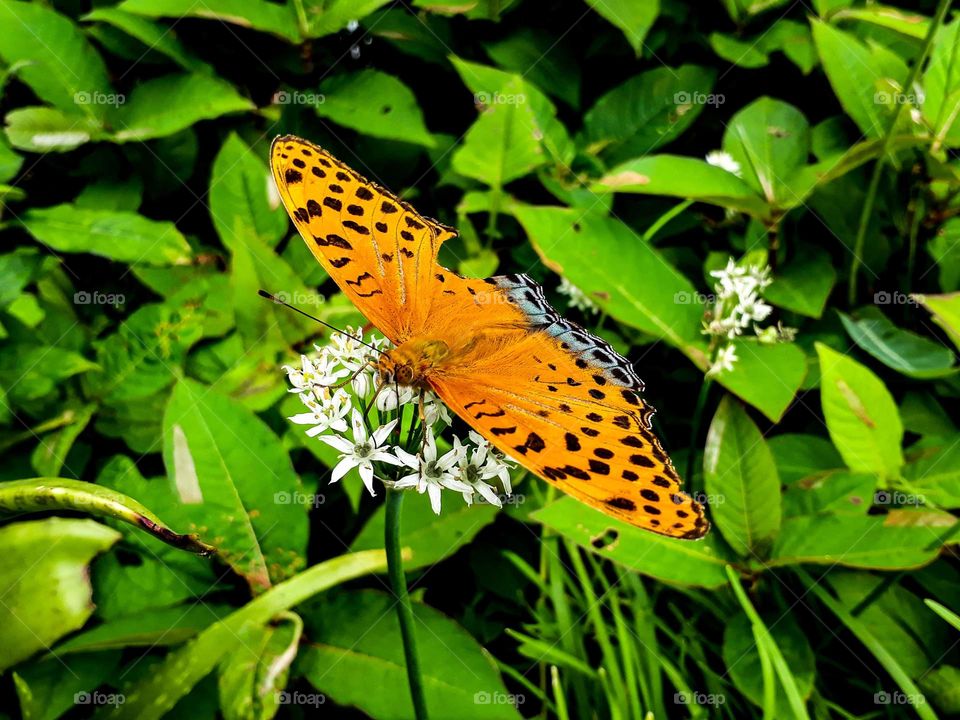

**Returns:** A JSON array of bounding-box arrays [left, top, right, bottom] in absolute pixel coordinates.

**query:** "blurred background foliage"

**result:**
[[1, 0, 960, 718]]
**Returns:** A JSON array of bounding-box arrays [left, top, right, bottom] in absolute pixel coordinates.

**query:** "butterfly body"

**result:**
[[271, 135, 709, 540]]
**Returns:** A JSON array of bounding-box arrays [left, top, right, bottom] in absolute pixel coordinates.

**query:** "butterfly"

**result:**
[[271, 135, 709, 540]]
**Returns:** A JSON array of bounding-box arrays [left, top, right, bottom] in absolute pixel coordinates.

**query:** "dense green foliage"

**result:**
[[1, 0, 960, 717]]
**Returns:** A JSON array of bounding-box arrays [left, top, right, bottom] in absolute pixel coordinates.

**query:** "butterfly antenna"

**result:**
[[257, 289, 383, 354]]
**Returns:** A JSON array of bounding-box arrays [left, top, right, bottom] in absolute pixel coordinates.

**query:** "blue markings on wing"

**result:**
[[487, 274, 645, 390]]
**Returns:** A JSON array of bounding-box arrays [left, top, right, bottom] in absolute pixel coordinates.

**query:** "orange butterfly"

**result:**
[[271, 135, 708, 540]]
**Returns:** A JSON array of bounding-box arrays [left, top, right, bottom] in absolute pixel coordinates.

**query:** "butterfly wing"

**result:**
[[429, 274, 709, 539], [271, 135, 456, 342]]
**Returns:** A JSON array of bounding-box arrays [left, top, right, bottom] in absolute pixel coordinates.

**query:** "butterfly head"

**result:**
[[377, 338, 450, 387]]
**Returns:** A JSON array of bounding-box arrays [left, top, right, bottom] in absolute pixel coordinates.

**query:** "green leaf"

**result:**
[[114, 74, 254, 142], [582, 65, 716, 162], [839, 309, 957, 379], [105, 550, 388, 720], [532, 497, 734, 588], [4, 106, 103, 152], [511, 204, 708, 364], [810, 19, 910, 139], [485, 29, 580, 108], [316, 70, 435, 147], [923, 18, 960, 148], [0, 477, 214, 554], [769, 433, 844, 484], [764, 246, 836, 318], [781, 470, 876, 518], [218, 611, 301, 720], [722, 97, 810, 207], [299, 590, 521, 719], [593, 155, 767, 217], [928, 218, 960, 291], [903, 435, 960, 508], [163, 378, 308, 591], [703, 396, 782, 558], [771, 513, 951, 569], [918, 292, 960, 352], [584, 0, 658, 55], [30, 403, 95, 476], [13, 652, 121, 720], [713, 341, 807, 423], [0, 0, 113, 123], [816, 343, 904, 476], [116, 0, 300, 42], [710, 33, 770, 69], [19, 204, 191, 265], [210, 133, 288, 250], [0, 518, 120, 672], [302, 0, 392, 38], [83, 8, 212, 73], [351, 494, 498, 571]]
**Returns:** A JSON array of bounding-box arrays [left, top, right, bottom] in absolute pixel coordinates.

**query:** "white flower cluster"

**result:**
[[557, 277, 599, 315], [705, 150, 742, 178], [284, 329, 515, 514], [703, 258, 794, 376]]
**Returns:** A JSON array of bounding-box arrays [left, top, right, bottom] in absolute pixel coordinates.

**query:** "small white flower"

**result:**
[[375, 382, 417, 412], [736, 293, 773, 325], [451, 436, 504, 507], [707, 344, 738, 376], [318, 409, 400, 496], [394, 430, 472, 514], [288, 389, 351, 436], [705, 150, 742, 178], [557, 277, 599, 315]]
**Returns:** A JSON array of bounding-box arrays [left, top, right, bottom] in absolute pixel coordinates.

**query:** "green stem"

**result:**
[[385, 490, 429, 719], [847, 0, 953, 305]]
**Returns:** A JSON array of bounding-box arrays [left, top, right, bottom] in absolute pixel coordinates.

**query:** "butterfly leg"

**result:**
[[315, 361, 375, 390]]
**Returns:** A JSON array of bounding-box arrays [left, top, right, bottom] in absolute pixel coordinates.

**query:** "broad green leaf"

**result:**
[[584, 0, 658, 55], [810, 19, 910, 139], [768, 433, 844, 484], [13, 652, 121, 720], [210, 133, 288, 250], [0, 134, 21, 181], [532, 497, 734, 588], [771, 512, 952, 569], [903, 436, 960, 508], [106, 550, 388, 720], [0, 477, 214, 554], [0, 248, 41, 307], [593, 155, 767, 216], [54, 603, 231, 654], [512, 204, 707, 364], [722, 97, 809, 207], [0, 345, 100, 404], [710, 33, 770, 69], [29, 403, 95, 476], [723, 612, 815, 716], [163, 378, 308, 591], [84, 8, 212, 73], [485, 29, 580, 108], [4, 106, 103, 152], [0, 0, 113, 123], [816, 343, 904, 476], [713, 341, 807, 422], [583, 65, 716, 162], [114, 73, 253, 142], [833, 5, 929, 38], [351, 493, 498, 570], [19, 204, 191, 265], [923, 18, 960, 148], [928, 218, 960, 291], [0, 518, 120, 672], [839, 309, 957, 379], [116, 0, 300, 41], [703, 396, 782, 558], [900, 391, 956, 437], [918, 292, 960, 352], [300, 590, 521, 719], [218, 612, 301, 720], [302, 0, 392, 38], [764, 246, 836, 317], [316, 70, 435, 147], [782, 470, 876, 518]]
